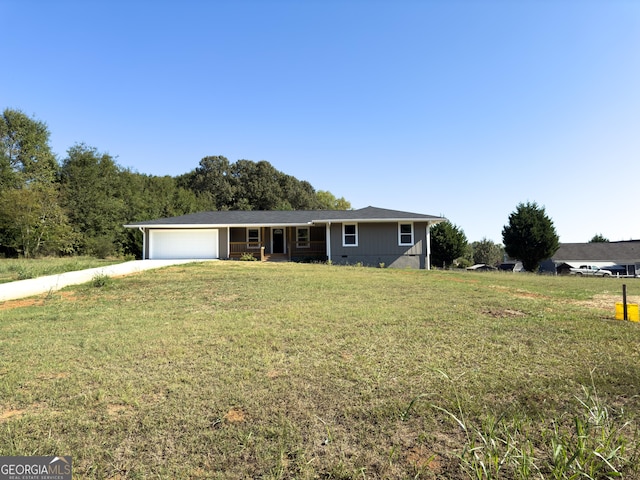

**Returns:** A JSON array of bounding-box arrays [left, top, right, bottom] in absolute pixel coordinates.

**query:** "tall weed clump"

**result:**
[[428, 371, 638, 479], [543, 383, 637, 479], [91, 272, 112, 288], [6, 263, 34, 280]]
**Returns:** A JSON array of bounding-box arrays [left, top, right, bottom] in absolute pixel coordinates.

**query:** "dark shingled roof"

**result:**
[[125, 206, 445, 227], [553, 241, 640, 262]]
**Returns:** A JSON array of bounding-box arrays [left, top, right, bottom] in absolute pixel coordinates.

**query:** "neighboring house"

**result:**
[[541, 241, 640, 276], [125, 206, 446, 269]]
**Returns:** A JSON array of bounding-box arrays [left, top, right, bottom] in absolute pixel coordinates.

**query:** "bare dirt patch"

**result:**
[[0, 403, 58, 422], [406, 445, 442, 473], [0, 290, 79, 311], [0, 298, 43, 310], [57, 291, 78, 301], [483, 308, 526, 318], [223, 408, 245, 423]]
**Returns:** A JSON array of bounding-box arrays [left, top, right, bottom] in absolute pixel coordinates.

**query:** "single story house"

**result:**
[[125, 206, 445, 269], [541, 240, 640, 276]]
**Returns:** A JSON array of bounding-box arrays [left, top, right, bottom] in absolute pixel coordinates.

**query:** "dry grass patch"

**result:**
[[578, 293, 640, 311], [0, 409, 26, 422]]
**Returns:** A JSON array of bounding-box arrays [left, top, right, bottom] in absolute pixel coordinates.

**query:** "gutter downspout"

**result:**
[[138, 227, 146, 260]]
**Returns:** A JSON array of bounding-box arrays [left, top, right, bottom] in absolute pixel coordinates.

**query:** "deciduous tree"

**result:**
[[0, 108, 58, 185], [0, 183, 74, 257], [316, 190, 352, 210], [471, 238, 504, 266], [60, 144, 128, 256], [0, 109, 67, 256], [180, 155, 234, 209], [179, 156, 345, 211]]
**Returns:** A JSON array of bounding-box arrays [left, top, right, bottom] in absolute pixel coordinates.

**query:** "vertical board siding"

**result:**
[[329, 222, 428, 268]]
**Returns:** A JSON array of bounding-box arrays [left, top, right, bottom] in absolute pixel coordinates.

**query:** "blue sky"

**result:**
[[3, 0, 639, 243]]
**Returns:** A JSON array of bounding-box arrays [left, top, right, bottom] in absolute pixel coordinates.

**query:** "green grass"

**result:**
[[0, 257, 123, 284], [1, 263, 639, 478]]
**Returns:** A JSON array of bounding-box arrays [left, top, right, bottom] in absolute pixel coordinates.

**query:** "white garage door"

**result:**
[[149, 229, 219, 259]]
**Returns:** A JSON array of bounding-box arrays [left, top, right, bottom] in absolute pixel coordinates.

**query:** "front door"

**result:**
[[272, 228, 285, 254]]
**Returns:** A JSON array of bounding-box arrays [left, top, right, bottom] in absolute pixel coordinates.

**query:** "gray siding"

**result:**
[[329, 222, 428, 268]]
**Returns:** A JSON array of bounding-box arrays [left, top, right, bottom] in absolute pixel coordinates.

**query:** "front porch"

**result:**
[[228, 225, 327, 262]]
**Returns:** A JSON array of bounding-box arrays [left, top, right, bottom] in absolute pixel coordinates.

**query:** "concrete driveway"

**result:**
[[0, 259, 209, 302]]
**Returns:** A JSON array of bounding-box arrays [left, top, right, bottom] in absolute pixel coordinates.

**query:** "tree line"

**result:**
[[2, 108, 585, 270], [0, 108, 350, 258]]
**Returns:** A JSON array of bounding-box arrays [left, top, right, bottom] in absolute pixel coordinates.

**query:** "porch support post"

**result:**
[[139, 227, 146, 259], [326, 222, 332, 262], [426, 223, 432, 270]]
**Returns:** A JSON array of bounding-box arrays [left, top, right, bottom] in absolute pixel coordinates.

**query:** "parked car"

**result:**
[[603, 265, 627, 276], [569, 265, 613, 276], [498, 261, 524, 272]]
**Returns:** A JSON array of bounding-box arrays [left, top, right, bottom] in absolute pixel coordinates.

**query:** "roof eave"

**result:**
[[124, 222, 315, 228], [312, 217, 446, 223]]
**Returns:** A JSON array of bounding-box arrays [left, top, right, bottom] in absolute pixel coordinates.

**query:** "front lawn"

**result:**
[[1, 263, 639, 478]]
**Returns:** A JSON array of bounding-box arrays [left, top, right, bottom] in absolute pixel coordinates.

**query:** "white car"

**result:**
[[569, 265, 613, 277]]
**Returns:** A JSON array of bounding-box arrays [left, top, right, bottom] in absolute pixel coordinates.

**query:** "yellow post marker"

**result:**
[[616, 302, 639, 322]]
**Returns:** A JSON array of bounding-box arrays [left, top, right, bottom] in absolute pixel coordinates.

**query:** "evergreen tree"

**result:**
[[589, 233, 609, 243], [502, 202, 559, 272], [430, 221, 468, 268]]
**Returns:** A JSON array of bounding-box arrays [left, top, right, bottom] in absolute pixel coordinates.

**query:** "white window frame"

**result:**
[[342, 223, 358, 247], [398, 222, 414, 246], [247, 228, 261, 249], [296, 227, 310, 248]]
